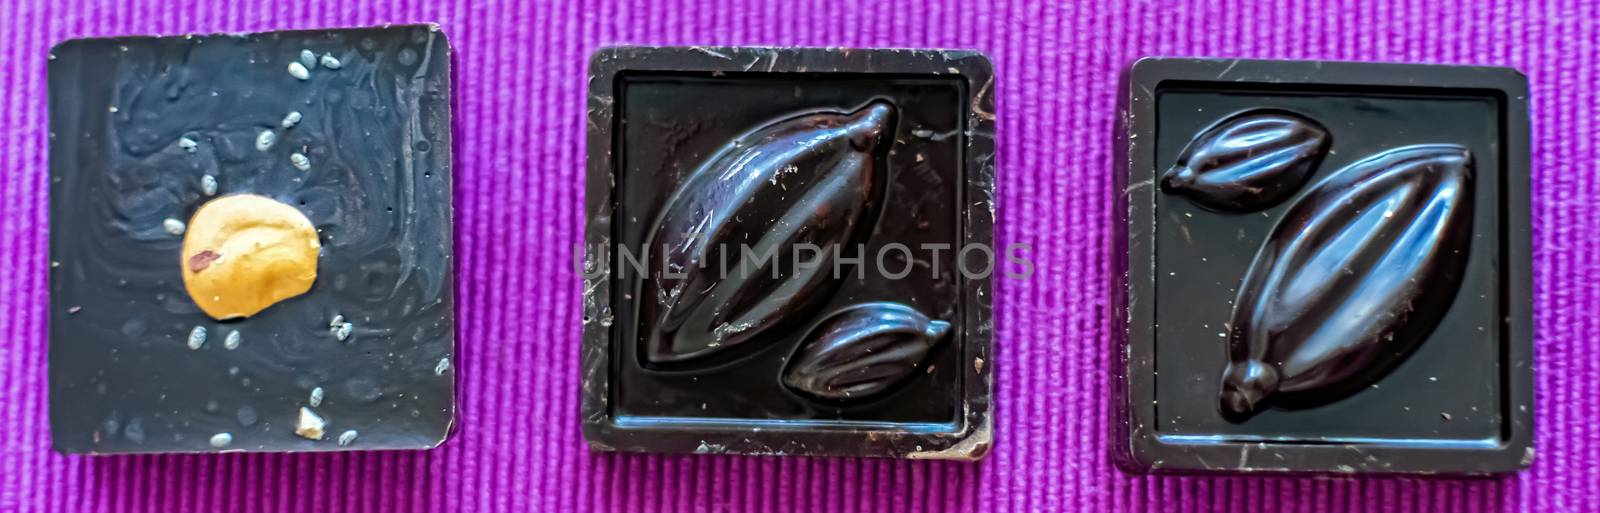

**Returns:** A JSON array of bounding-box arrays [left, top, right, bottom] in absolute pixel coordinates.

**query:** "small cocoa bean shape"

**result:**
[[639, 102, 895, 364], [1162, 110, 1330, 212], [1220, 144, 1475, 418], [783, 303, 951, 402]]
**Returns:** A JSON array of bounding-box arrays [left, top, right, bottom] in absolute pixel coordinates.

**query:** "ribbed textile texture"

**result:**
[[2, 1, 1596, 512]]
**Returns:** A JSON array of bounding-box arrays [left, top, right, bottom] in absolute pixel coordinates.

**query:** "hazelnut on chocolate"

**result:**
[[180, 194, 320, 320]]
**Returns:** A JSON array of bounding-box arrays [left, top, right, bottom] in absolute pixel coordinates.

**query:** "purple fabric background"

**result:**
[[1, 0, 1595, 511]]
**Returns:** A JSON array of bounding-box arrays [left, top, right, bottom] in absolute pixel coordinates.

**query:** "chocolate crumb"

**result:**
[[295, 407, 326, 440]]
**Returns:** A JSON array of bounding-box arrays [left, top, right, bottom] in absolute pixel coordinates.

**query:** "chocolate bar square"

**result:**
[[583, 47, 995, 459], [48, 25, 455, 454], [1115, 58, 1533, 474]]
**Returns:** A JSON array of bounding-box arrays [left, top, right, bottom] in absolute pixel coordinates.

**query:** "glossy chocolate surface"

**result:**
[[48, 26, 455, 454], [640, 103, 894, 365], [782, 302, 953, 402], [1161, 110, 1328, 212], [1115, 58, 1533, 474], [583, 47, 995, 459], [1222, 145, 1475, 418]]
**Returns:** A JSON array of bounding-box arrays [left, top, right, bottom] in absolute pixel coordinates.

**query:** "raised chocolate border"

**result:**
[[1114, 57, 1533, 475], [583, 47, 995, 460]]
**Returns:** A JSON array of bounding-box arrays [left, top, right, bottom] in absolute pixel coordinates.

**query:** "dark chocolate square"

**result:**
[[48, 25, 455, 454], [583, 47, 995, 459], [1115, 58, 1533, 474]]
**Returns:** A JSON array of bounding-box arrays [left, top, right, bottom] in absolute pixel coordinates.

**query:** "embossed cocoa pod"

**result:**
[[639, 102, 895, 364], [1162, 110, 1330, 212], [1220, 145, 1474, 418], [782, 303, 952, 401]]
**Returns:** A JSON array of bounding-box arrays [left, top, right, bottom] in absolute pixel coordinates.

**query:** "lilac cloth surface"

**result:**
[[1, 0, 1596, 511]]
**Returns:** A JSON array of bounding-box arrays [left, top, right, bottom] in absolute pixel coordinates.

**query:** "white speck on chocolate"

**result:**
[[163, 218, 187, 235], [178, 137, 198, 152], [333, 321, 353, 341], [209, 432, 233, 448], [329, 314, 344, 328], [281, 111, 303, 128], [299, 49, 317, 69], [255, 129, 276, 151], [223, 330, 241, 350], [187, 325, 207, 350], [287, 61, 311, 80], [336, 429, 358, 446], [320, 53, 342, 70], [201, 174, 218, 196], [309, 386, 324, 407], [290, 152, 311, 171], [108, 105, 119, 113], [295, 407, 326, 440], [434, 357, 450, 376]]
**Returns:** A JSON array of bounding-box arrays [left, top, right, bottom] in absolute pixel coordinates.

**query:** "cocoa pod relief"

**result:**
[[638, 102, 896, 365], [782, 303, 952, 402], [1162, 109, 1330, 213], [1218, 144, 1475, 418]]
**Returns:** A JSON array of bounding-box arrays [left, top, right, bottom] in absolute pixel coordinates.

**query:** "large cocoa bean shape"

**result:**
[[1162, 110, 1330, 212], [1220, 144, 1474, 418], [639, 102, 895, 364], [783, 303, 951, 402]]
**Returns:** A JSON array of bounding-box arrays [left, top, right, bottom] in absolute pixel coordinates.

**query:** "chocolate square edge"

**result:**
[[1113, 57, 1533, 475], [582, 47, 995, 460]]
